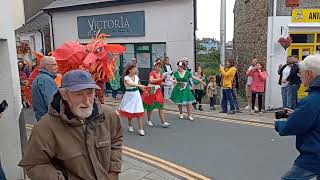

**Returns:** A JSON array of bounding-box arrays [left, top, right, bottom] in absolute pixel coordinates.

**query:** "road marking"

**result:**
[[25, 124, 211, 180], [123, 147, 211, 180], [105, 102, 274, 129], [165, 110, 274, 129]]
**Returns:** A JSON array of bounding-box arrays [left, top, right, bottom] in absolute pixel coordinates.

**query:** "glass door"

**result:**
[[135, 44, 152, 85]]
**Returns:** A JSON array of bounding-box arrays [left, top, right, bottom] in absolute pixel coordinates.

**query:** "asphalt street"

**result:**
[[23, 107, 298, 180], [121, 111, 298, 180]]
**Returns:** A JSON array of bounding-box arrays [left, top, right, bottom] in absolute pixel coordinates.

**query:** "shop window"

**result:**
[[317, 34, 320, 43], [291, 49, 299, 57], [122, 44, 135, 68], [290, 34, 314, 43], [152, 44, 166, 64]]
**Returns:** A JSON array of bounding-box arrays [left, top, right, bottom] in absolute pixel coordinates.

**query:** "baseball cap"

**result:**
[[61, 70, 100, 92]]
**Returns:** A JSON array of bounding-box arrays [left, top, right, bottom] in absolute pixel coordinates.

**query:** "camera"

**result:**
[[275, 110, 289, 119]]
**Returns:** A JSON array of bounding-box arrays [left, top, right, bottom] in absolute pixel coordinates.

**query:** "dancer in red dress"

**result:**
[[142, 60, 170, 128]]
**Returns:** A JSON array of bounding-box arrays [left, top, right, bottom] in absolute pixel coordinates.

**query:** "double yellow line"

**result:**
[[25, 124, 211, 180]]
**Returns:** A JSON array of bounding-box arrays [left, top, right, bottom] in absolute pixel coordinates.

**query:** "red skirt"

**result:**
[[141, 86, 164, 110], [117, 110, 144, 119]]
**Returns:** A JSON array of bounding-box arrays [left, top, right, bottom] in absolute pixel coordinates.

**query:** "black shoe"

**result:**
[[192, 103, 197, 110], [198, 106, 204, 111], [210, 107, 216, 110]]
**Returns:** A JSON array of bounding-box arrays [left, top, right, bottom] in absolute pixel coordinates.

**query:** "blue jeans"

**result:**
[[281, 165, 320, 180], [281, 86, 290, 108], [0, 161, 6, 180], [288, 84, 300, 109], [221, 89, 235, 112]]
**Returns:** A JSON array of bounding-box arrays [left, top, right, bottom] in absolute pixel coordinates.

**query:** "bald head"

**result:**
[[40, 56, 59, 74]]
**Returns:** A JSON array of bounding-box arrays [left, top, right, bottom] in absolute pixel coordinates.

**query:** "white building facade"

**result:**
[[0, 0, 25, 179], [44, 0, 196, 83]]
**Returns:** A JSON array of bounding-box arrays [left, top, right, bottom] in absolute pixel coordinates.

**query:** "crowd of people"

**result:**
[[12, 50, 320, 179]]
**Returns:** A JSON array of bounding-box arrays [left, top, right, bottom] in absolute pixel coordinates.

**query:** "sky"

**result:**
[[196, 0, 236, 41]]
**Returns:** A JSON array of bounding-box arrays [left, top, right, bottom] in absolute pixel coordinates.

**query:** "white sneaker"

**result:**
[[254, 107, 259, 111], [188, 116, 194, 121], [138, 129, 145, 136], [179, 114, 184, 119], [244, 106, 250, 110], [128, 126, 134, 132], [147, 121, 154, 127], [161, 122, 170, 128]]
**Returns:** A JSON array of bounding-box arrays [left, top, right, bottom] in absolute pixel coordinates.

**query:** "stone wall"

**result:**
[[233, 0, 269, 94], [277, 0, 320, 16]]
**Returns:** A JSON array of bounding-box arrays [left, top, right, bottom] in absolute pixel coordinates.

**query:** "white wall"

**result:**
[[266, 16, 291, 109], [51, 0, 195, 71], [0, 0, 24, 179]]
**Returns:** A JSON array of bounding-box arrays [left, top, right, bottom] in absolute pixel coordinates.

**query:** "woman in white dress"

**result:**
[[118, 64, 146, 136]]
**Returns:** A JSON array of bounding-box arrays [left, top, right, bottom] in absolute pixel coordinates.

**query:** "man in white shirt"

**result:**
[[245, 59, 258, 110], [278, 56, 292, 108]]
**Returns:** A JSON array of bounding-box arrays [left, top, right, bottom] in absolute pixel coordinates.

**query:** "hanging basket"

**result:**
[[278, 37, 292, 50]]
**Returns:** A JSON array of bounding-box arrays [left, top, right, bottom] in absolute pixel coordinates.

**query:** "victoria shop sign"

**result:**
[[77, 11, 145, 39]]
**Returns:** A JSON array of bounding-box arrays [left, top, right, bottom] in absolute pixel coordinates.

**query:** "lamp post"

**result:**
[[220, 0, 226, 65]]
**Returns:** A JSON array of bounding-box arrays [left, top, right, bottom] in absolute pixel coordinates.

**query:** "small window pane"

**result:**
[[290, 34, 314, 43], [152, 44, 166, 65], [136, 45, 150, 51]]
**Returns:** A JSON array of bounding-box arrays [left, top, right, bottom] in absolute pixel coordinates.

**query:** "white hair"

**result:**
[[299, 55, 320, 76], [40, 56, 56, 68]]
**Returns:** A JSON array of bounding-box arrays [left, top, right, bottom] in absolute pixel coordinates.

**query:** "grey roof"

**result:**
[[15, 11, 50, 33], [43, 0, 117, 10]]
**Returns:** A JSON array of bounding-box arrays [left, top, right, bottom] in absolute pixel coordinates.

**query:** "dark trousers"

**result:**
[[252, 92, 264, 112], [194, 89, 204, 107], [210, 95, 217, 107], [288, 84, 300, 109], [222, 89, 235, 112], [232, 88, 240, 110], [112, 90, 118, 98], [0, 161, 6, 180]]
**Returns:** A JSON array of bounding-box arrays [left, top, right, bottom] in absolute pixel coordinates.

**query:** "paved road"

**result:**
[[23, 108, 298, 180], [122, 111, 298, 180]]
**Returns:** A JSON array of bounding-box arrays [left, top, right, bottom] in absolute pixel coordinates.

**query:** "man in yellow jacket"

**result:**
[[219, 59, 237, 114]]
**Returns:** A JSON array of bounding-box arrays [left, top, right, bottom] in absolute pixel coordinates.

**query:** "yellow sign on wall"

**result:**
[[292, 9, 320, 23]]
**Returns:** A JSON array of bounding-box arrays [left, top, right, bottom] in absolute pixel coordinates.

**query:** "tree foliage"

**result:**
[[196, 38, 220, 77]]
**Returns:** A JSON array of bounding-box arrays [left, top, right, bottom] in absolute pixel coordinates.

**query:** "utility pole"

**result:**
[[220, 0, 226, 65]]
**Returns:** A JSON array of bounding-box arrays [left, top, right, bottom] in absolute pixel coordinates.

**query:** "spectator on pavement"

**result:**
[[19, 70, 123, 179], [246, 61, 268, 115], [110, 66, 121, 99], [192, 66, 206, 111], [287, 56, 302, 109], [275, 55, 320, 180], [232, 71, 241, 112], [245, 59, 258, 110], [0, 112, 7, 180], [206, 76, 217, 110], [278, 56, 292, 108], [31, 56, 59, 121], [162, 57, 174, 99], [219, 59, 237, 114]]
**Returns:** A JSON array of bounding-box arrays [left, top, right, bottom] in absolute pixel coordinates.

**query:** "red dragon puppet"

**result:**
[[26, 33, 126, 104]]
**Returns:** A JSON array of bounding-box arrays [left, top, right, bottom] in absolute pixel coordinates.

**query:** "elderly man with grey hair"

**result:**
[[275, 54, 320, 180], [31, 56, 59, 120]]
